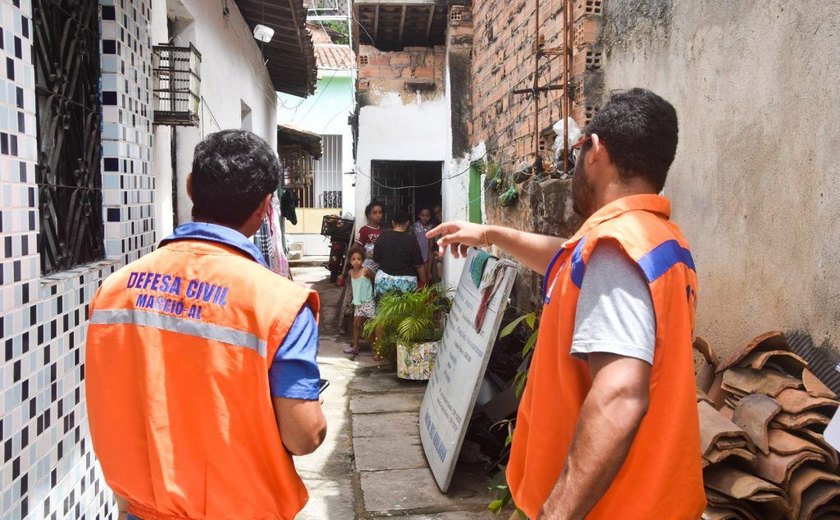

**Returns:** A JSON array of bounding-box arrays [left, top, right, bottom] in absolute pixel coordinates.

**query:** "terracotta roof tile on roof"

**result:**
[[315, 44, 355, 70]]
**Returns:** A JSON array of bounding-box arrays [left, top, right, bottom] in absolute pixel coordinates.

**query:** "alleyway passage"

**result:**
[[291, 266, 500, 519]]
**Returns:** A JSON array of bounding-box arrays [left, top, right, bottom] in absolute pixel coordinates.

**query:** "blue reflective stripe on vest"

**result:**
[[90, 309, 268, 357], [570, 237, 588, 289], [541, 246, 566, 302], [637, 239, 696, 283]]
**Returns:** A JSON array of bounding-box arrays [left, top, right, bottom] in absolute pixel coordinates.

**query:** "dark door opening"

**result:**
[[370, 160, 442, 223]]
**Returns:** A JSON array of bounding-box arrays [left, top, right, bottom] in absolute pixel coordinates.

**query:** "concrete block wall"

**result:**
[[0, 0, 154, 518]]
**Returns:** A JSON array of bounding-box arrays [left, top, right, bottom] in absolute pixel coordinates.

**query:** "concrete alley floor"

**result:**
[[291, 266, 501, 520]]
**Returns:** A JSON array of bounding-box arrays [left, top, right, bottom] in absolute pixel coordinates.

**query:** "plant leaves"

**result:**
[[500, 314, 529, 338], [488, 499, 505, 513], [514, 371, 528, 398], [521, 331, 538, 356], [525, 312, 536, 329]]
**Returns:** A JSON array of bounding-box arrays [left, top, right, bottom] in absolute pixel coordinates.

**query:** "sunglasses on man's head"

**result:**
[[571, 135, 603, 162]]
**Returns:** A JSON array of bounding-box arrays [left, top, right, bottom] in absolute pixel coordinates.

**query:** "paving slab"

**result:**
[[295, 478, 356, 520], [361, 468, 491, 513], [353, 435, 428, 471], [353, 412, 420, 438], [350, 392, 425, 414], [349, 372, 428, 394], [398, 513, 499, 520]]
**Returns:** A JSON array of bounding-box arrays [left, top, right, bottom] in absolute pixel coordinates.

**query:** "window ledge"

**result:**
[[40, 259, 122, 287]]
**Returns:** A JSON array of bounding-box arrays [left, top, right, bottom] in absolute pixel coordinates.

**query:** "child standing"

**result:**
[[344, 246, 375, 356]]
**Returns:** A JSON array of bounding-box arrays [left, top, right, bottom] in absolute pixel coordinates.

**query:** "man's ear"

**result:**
[[186, 172, 194, 200], [589, 134, 605, 165], [258, 193, 272, 219]]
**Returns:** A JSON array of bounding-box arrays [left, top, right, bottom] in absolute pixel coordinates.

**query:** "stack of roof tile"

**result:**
[[695, 332, 840, 520]]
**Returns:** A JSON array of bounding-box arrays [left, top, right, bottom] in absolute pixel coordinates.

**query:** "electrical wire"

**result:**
[[350, 7, 376, 45], [296, 71, 339, 122]]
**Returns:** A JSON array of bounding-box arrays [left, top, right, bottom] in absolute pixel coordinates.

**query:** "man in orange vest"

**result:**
[[86, 130, 327, 520], [429, 89, 704, 519]]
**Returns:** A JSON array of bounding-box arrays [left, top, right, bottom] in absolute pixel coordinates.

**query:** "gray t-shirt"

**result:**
[[571, 242, 656, 365]]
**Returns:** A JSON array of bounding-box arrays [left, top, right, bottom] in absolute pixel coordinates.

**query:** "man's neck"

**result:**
[[193, 218, 251, 237], [592, 179, 658, 215]]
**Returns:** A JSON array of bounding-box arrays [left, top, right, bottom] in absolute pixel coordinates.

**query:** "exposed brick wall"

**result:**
[[469, 0, 602, 311], [471, 0, 603, 172], [357, 44, 446, 104]]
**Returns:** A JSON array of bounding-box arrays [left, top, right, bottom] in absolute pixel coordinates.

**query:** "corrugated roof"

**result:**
[[315, 44, 355, 70], [234, 0, 318, 97]]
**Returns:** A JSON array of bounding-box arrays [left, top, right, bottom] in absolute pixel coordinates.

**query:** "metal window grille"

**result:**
[[313, 135, 343, 209], [152, 44, 201, 126], [34, 0, 104, 274]]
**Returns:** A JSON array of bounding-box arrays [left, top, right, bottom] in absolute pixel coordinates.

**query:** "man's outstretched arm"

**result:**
[[427, 221, 566, 274]]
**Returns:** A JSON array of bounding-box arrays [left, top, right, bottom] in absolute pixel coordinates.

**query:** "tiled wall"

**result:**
[[101, 0, 156, 264], [0, 0, 154, 518]]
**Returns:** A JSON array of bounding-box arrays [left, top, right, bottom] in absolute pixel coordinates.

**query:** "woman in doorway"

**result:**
[[356, 200, 384, 272], [413, 208, 434, 285], [373, 209, 427, 297]]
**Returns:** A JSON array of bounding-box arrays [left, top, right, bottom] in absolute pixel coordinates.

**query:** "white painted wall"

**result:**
[[151, 0, 174, 240], [355, 92, 450, 228], [153, 0, 278, 226]]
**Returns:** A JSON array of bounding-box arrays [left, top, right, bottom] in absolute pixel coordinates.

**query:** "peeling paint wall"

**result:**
[[601, 0, 840, 356], [354, 43, 450, 230]]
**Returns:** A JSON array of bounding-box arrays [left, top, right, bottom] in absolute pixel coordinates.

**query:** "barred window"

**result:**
[[34, 0, 104, 274]]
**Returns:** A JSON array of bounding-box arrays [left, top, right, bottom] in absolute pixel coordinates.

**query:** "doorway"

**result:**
[[370, 160, 442, 223]]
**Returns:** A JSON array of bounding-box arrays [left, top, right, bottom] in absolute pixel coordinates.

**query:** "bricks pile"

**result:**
[[695, 332, 840, 519]]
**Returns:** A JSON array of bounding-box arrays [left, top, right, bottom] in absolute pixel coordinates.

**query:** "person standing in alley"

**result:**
[[413, 208, 435, 284], [85, 130, 327, 520], [429, 89, 704, 519], [344, 245, 375, 357], [356, 199, 385, 272]]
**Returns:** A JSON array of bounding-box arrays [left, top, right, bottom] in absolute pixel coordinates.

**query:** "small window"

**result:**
[[449, 9, 463, 23], [359, 55, 370, 66]]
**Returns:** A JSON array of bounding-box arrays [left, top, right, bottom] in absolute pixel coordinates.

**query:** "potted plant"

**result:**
[[363, 284, 450, 380]]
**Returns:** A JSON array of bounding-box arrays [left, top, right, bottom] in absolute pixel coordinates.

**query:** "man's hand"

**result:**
[[427, 221, 568, 274], [273, 397, 327, 456], [537, 353, 650, 520], [427, 221, 487, 259]]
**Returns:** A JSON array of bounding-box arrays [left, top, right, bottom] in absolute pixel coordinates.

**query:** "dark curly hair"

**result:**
[[364, 200, 384, 218], [584, 88, 678, 192], [191, 130, 280, 227]]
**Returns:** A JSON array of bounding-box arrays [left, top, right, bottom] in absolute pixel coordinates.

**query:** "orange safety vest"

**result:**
[[86, 239, 320, 520], [506, 194, 705, 519]]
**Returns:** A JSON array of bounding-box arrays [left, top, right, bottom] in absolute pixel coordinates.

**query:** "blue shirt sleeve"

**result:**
[[269, 305, 321, 400]]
